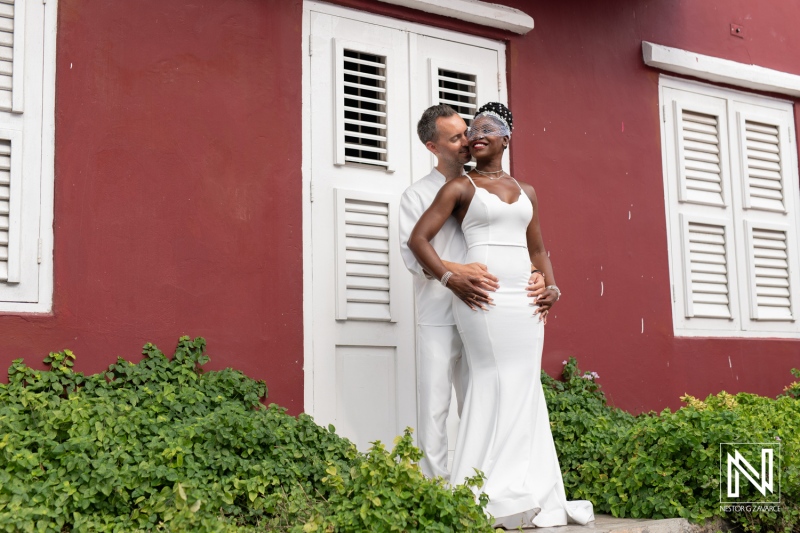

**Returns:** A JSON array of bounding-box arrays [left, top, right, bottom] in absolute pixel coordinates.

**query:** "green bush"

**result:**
[[0, 337, 495, 533], [782, 368, 800, 399], [2, 338, 797, 532], [545, 357, 800, 533]]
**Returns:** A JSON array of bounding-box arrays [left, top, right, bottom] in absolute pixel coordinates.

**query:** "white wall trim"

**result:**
[[375, 0, 533, 34], [643, 41, 800, 98]]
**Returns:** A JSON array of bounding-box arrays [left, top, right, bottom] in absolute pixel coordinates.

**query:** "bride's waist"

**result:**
[[465, 245, 530, 282], [466, 241, 527, 249]]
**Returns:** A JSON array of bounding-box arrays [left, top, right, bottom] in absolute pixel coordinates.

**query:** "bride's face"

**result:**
[[467, 116, 508, 160]]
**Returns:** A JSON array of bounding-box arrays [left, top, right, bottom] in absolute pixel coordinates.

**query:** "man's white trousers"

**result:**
[[416, 324, 468, 480]]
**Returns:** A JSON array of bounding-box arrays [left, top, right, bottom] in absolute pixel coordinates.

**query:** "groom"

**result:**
[[399, 104, 546, 480]]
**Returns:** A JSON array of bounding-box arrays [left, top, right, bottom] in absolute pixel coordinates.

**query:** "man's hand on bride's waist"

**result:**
[[441, 261, 499, 311]]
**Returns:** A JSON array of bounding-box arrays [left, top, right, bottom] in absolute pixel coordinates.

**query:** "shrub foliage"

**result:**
[[545, 357, 799, 533], [0, 338, 797, 532], [0, 337, 494, 532]]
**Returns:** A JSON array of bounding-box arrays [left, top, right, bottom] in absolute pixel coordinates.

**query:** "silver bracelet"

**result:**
[[546, 285, 561, 301], [440, 271, 454, 287]]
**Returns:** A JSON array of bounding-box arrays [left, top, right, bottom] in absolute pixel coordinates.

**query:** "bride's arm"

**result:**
[[409, 180, 494, 310], [522, 183, 559, 319]]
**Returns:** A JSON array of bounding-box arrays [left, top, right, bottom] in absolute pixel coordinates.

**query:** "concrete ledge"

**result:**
[[506, 513, 732, 532], [642, 41, 800, 98], [375, 0, 534, 34]]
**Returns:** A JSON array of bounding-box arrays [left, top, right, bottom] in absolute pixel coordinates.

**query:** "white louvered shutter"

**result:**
[[0, 0, 23, 113], [679, 217, 733, 319], [0, 128, 29, 298], [431, 63, 477, 170], [745, 224, 793, 321], [0, 138, 11, 281], [335, 190, 393, 321], [730, 101, 800, 329], [0, 0, 13, 110], [663, 87, 739, 332], [433, 66, 477, 123], [739, 119, 785, 212], [0, 0, 16, 281], [671, 95, 730, 207], [334, 40, 392, 170]]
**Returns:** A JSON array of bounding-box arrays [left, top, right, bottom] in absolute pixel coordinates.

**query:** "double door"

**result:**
[[306, 4, 506, 451]]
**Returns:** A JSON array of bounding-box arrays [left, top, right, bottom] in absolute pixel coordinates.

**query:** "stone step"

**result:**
[[503, 514, 731, 532]]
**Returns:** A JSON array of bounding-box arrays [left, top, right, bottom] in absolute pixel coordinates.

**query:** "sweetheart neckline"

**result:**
[[473, 186, 524, 206]]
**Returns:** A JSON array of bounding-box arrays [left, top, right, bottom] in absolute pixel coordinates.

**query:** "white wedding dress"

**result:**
[[450, 176, 594, 528]]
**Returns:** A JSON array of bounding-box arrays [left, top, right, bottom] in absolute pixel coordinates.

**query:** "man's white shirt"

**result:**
[[399, 168, 467, 326]]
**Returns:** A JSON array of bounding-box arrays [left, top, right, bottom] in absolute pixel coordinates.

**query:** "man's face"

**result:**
[[426, 114, 471, 166]]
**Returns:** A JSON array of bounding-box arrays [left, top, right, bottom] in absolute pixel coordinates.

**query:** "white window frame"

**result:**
[[0, 0, 56, 313], [659, 75, 800, 338]]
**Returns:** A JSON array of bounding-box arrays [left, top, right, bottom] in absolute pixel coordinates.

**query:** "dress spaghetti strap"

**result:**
[[465, 174, 478, 189], [509, 176, 524, 192]]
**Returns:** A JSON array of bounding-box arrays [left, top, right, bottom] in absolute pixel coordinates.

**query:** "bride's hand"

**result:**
[[526, 271, 545, 301], [533, 287, 559, 323], [535, 307, 549, 325]]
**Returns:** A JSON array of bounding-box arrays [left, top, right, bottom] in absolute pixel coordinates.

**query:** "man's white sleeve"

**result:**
[[398, 189, 426, 278]]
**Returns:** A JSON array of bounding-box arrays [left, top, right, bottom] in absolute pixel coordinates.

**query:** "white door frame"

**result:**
[[301, 0, 508, 418]]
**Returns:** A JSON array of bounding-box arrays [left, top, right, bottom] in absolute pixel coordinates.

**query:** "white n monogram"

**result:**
[[727, 448, 773, 497]]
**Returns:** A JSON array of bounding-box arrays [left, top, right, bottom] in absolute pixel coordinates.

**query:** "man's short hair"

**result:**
[[417, 104, 458, 144]]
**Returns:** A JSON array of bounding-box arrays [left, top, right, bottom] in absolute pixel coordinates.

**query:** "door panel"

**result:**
[[409, 34, 502, 466], [309, 12, 415, 450]]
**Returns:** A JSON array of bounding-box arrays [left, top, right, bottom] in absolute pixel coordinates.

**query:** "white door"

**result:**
[[305, 5, 506, 452], [308, 12, 416, 451], [409, 33, 505, 465]]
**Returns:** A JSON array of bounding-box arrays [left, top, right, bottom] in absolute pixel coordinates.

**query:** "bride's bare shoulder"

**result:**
[[448, 175, 473, 187], [440, 175, 473, 195], [515, 179, 539, 204]]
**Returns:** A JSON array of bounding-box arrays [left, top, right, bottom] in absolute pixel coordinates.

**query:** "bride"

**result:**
[[408, 103, 594, 528]]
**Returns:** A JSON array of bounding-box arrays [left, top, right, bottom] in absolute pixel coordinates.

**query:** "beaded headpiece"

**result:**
[[467, 102, 513, 141]]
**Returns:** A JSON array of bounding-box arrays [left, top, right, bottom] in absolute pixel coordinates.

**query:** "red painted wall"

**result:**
[[0, 0, 797, 416], [0, 0, 307, 414]]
